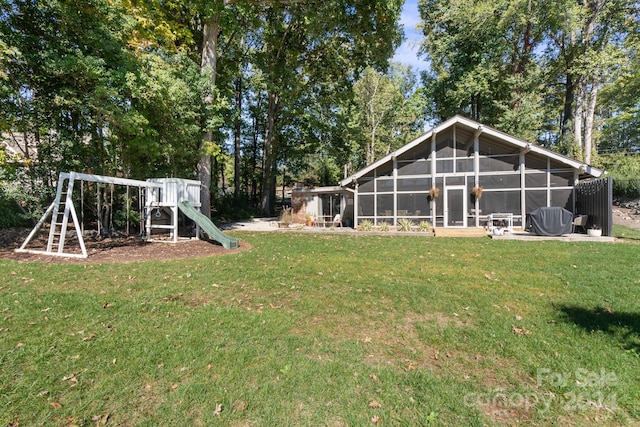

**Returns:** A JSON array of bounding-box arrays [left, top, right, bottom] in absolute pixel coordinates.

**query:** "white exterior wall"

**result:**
[[147, 178, 201, 207]]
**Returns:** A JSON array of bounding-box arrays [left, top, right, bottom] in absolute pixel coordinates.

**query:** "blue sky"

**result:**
[[392, 0, 429, 72]]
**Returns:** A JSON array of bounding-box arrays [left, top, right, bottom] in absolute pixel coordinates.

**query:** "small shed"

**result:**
[[339, 116, 606, 231], [291, 185, 353, 226]]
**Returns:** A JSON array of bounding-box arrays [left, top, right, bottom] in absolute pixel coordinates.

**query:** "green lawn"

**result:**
[[1, 232, 639, 426]]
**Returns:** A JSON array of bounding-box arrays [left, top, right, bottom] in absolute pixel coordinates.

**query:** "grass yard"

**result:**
[[1, 231, 639, 426]]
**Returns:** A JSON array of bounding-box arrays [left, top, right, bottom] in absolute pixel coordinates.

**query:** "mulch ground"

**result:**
[[0, 228, 249, 264]]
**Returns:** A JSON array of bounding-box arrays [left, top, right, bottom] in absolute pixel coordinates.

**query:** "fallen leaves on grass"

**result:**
[[213, 404, 223, 416], [368, 400, 382, 408], [512, 325, 531, 335], [81, 333, 96, 342], [233, 400, 247, 412], [371, 415, 381, 423], [91, 413, 110, 425], [49, 401, 62, 409], [62, 373, 78, 386]]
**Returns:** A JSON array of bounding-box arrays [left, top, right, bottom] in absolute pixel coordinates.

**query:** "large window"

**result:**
[[456, 158, 474, 172], [479, 155, 519, 172], [479, 191, 521, 215], [480, 173, 520, 189], [359, 179, 374, 193], [397, 178, 431, 191], [397, 160, 430, 176], [376, 178, 394, 192], [436, 159, 454, 173], [397, 193, 430, 217], [525, 190, 547, 213], [550, 172, 574, 187], [376, 194, 394, 216], [436, 138, 454, 157], [358, 195, 374, 216], [525, 173, 547, 188], [551, 189, 573, 209], [353, 130, 583, 228]]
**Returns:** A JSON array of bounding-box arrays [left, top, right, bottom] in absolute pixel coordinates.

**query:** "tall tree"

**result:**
[[419, 0, 544, 139], [419, 0, 639, 161], [254, 0, 403, 215], [546, 0, 637, 162], [353, 65, 424, 164]]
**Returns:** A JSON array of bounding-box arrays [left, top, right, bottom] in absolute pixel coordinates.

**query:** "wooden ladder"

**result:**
[[17, 173, 87, 257], [43, 174, 87, 257]]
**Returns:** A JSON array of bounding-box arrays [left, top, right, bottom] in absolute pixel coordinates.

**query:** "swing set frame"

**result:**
[[16, 171, 202, 258]]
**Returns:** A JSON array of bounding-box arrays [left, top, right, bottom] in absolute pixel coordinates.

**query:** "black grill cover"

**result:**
[[529, 207, 574, 236]]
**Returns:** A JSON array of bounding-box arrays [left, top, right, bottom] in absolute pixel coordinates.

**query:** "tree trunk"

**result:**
[[199, 15, 220, 219], [574, 75, 587, 159], [250, 115, 259, 209], [561, 72, 574, 140], [234, 75, 242, 199], [261, 91, 279, 216], [583, 78, 600, 164]]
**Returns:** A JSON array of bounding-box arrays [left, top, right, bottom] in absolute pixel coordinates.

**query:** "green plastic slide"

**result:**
[[178, 201, 239, 250]]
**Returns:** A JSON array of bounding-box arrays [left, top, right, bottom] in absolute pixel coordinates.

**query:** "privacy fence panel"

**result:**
[[575, 177, 613, 236]]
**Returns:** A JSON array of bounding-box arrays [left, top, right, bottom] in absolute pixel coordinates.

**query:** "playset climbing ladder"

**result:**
[[16, 171, 237, 258]]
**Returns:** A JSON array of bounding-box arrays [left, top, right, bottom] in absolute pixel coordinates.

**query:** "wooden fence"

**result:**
[[575, 177, 613, 236]]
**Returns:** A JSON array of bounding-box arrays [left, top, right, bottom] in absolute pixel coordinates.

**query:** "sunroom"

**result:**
[[339, 116, 605, 231]]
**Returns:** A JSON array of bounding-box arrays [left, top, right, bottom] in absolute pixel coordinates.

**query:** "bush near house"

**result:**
[[597, 153, 640, 197]]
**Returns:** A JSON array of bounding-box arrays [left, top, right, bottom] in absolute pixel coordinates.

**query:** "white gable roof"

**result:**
[[340, 115, 604, 186]]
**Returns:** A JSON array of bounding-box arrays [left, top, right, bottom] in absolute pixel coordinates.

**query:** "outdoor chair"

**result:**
[[572, 215, 588, 233]]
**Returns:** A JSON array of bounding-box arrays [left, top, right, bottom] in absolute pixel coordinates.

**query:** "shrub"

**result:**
[[418, 220, 433, 232], [397, 218, 414, 232], [596, 153, 640, 197], [359, 219, 373, 231], [379, 221, 390, 232], [279, 207, 293, 224], [0, 190, 25, 228], [0, 173, 49, 228], [612, 177, 640, 198]]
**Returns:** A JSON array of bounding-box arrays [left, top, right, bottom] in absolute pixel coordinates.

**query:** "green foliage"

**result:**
[[118, 50, 209, 178], [358, 219, 373, 231], [352, 65, 425, 164], [0, 170, 52, 227], [419, 0, 543, 127], [418, 0, 638, 158], [418, 220, 433, 232], [0, 188, 25, 228], [397, 218, 414, 232], [212, 193, 257, 221], [599, 46, 640, 154], [613, 178, 640, 198], [379, 221, 390, 231], [596, 153, 640, 197]]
